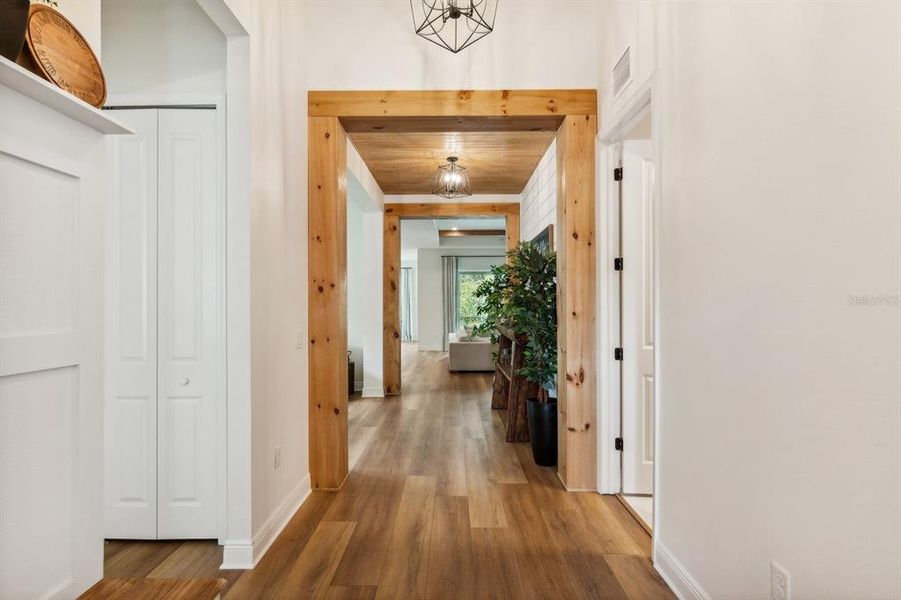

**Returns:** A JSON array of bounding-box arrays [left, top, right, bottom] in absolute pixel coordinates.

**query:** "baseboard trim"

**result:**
[[221, 540, 253, 570], [654, 541, 711, 600], [245, 474, 312, 568], [361, 386, 384, 398]]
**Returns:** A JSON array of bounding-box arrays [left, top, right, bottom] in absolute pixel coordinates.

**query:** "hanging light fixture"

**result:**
[[410, 0, 498, 54], [433, 156, 472, 198]]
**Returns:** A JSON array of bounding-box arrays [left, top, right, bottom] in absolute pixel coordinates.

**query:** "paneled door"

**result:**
[[105, 108, 220, 540], [104, 109, 159, 538], [621, 140, 655, 495]]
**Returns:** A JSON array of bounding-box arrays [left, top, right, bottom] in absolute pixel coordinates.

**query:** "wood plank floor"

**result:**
[[102, 344, 674, 599]]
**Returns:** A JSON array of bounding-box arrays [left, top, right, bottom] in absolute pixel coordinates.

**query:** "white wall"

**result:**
[[520, 139, 556, 242], [598, 3, 901, 598], [417, 247, 506, 351], [347, 142, 386, 398], [223, 0, 310, 555], [60, 0, 103, 59], [347, 187, 364, 391], [303, 1, 597, 90], [102, 0, 226, 97]]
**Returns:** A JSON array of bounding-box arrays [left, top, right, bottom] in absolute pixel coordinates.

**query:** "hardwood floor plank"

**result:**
[[322, 586, 378, 600], [606, 555, 677, 600], [328, 474, 405, 587], [270, 521, 356, 599], [374, 475, 437, 600], [575, 493, 646, 556], [424, 496, 475, 599], [348, 425, 378, 471], [498, 484, 582, 600], [436, 425, 467, 497], [542, 508, 630, 599], [470, 527, 529, 599], [103, 541, 184, 578], [464, 437, 508, 528], [485, 412, 528, 484]]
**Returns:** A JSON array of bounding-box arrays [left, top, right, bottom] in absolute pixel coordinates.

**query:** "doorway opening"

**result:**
[[597, 87, 659, 537], [308, 90, 598, 491], [398, 217, 507, 384]]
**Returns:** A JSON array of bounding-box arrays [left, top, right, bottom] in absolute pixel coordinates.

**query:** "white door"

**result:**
[[104, 109, 159, 538], [621, 140, 655, 495], [156, 109, 219, 538], [105, 108, 219, 540]]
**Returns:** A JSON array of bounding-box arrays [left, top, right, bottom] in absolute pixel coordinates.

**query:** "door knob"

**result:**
[[180, 378, 190, 385]]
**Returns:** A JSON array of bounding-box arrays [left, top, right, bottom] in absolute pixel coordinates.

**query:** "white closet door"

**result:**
[[621, 140, 656, 495], [104, 109, 159, 539], [156, 109, 219, 538]]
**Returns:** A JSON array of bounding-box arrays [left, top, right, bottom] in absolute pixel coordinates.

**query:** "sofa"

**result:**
[[447, 332, 498, 372]]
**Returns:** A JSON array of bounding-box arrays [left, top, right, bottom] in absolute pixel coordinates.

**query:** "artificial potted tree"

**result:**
[[473, 242, 558, 465], [507, 242, 558, 466]]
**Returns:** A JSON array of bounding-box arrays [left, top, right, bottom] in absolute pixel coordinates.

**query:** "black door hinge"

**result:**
[[613, 167, 623, 181], [614, 257, 624, 271], [614, 347, 624, 361], [615, 437, 624, 451]]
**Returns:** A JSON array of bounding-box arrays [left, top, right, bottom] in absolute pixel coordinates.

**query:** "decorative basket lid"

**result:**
[[23, 4, 106, 108]]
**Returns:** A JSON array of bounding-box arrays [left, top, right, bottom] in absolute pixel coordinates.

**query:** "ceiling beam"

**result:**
[[309, 89, 597, 118], [340, 115, 564, 134], [438, 229, 506, 237], [385, 202, 520, 218]]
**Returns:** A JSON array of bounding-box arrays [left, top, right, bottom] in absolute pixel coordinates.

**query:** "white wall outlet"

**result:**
[[771, 561, 790, 600], [295, 331, 303, 350], [274, 445, 282, 469]]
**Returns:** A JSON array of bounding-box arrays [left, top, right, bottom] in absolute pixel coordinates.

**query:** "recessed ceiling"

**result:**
[[347, 131, 555, 195]]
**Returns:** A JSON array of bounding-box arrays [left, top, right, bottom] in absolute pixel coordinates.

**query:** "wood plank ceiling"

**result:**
[[346, 131, 556, 195]]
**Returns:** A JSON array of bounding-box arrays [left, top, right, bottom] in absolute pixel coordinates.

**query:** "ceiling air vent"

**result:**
[[613, 46, 632, 98]]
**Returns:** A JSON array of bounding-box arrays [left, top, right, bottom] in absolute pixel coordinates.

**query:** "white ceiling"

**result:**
[[400, 217, 507, 260]]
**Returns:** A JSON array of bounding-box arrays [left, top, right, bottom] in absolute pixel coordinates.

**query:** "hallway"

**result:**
[[104, 346, 673, 598]]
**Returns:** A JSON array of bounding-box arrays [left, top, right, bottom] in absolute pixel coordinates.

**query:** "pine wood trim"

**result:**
[[505, 213, 520, 253], [555, 114, 597, 490], [309, 90, 597, 118], [383, 213, 401, 395], [384, 202, 519, 218], [382, 202, 521, 395], [308, 116, 350, 490]]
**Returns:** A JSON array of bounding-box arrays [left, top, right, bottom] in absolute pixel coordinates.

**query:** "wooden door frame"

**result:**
[[308, 90, 597, 491], [382, 202, 521, 398]]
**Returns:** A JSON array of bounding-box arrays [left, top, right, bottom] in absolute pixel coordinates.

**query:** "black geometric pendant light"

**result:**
[[410, 0, 498, 54], [433, 156, 472, 198]]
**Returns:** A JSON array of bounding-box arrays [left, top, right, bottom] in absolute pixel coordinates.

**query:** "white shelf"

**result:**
[[0, 56, 131, 135]]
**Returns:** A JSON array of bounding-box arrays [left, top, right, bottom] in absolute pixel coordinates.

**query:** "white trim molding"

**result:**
[[252, 474, 312, 567], [654, 542, 711, 600], [221, 540, 253, 570], [361, 386, 384, 398]]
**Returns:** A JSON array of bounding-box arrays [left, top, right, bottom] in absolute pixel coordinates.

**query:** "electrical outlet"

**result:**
[[295, 331, 303, 350], [771, 561, 790, 600], [274, 445, 282, 469]]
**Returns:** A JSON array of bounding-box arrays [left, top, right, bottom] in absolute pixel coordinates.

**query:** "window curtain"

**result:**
[[400, 267, 414, 342], [441, 256, 459, 351]]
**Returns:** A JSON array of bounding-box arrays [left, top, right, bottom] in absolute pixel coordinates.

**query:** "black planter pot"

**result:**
[[527, 397, 557, 466], [0, 0, 29, 62]]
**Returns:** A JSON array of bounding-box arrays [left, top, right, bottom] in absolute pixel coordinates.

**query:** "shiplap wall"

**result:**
[[519, 139, 556, 243]]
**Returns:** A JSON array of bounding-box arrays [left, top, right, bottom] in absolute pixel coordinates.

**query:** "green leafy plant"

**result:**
[[473, 242, 557, 402]]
